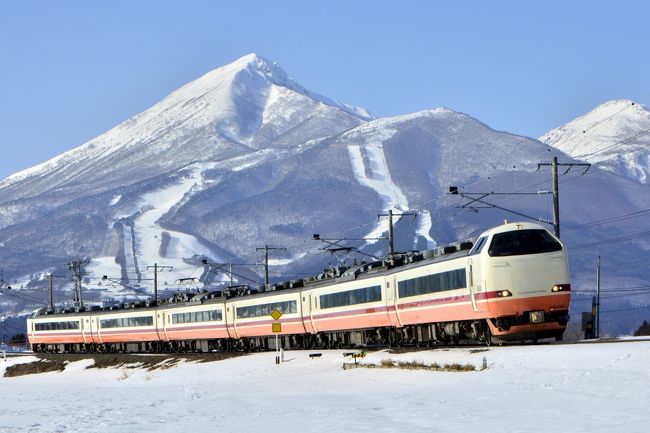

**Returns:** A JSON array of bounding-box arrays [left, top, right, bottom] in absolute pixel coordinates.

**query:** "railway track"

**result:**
[[8, 336, 650, 359]]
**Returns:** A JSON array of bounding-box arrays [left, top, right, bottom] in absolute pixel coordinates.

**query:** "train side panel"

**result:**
[[161, 303, 229, 341], [229, 292, 305, 338], [393, 258, 485, 325], [306, 276, 391, 333], [95, 310, 158, 343], [28, 316, 85, 345]]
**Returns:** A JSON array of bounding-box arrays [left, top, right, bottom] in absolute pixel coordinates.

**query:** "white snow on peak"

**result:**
[[540, 99, 650, 183], [343, 108, 455, 139], [0, 53, 371, 188]]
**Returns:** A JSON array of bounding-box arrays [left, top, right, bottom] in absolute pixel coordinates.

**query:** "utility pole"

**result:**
[[46, 273, 66, 310], [377, 209, 417, 258], [67, 258, 89, 309], [48, 273, 53, 309], [537, 157, 590, 238], [595, 255, 601, 339], [256, 245, 286, 288], [147, 263, 173, 304], [551, 157, 560, 237]]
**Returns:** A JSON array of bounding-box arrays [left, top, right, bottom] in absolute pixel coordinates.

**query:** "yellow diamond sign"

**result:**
[[271, 308, 283, 321]]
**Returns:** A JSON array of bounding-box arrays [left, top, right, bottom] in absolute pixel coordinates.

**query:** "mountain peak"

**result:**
[[208, 53, 290, 86], [540, 99, 650, 183], [0, 53, 372, 190]]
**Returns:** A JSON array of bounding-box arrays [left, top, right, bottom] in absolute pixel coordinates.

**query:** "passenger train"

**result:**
[[27, 222, 571, 352]]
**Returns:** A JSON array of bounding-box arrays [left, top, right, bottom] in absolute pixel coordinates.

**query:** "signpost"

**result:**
[[271, 308, 282, 364]]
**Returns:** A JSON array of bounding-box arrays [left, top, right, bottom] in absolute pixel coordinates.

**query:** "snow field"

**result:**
[[1, 341, 649, 433]]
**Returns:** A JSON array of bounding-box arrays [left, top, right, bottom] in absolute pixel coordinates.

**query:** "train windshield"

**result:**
[[488, 229, 562, 257]]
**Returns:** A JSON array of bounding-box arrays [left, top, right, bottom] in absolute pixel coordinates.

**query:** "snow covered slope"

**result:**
[[0, 53, 369, 203], [2, 342, 650, 433], [540, 100, 650, 183]]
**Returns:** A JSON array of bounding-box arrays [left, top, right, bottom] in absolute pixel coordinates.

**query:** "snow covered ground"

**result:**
[[1, 340, 648, 433]]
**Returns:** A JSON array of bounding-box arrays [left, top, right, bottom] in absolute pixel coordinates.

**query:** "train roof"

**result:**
[[476, 221, 554, 238]]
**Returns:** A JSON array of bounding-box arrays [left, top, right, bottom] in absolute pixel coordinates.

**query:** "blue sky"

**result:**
[[1, 0, 648, 180]]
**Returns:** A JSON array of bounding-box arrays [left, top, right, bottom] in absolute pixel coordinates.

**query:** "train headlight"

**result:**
[[552, 284, 571, 292], [497, 290, 512, 297]]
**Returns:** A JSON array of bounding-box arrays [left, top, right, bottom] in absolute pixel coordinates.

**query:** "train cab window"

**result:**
[[469, 236, 487, 256], [488, 229, 562, 257]]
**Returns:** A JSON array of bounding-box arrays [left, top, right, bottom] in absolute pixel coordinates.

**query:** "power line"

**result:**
[[601, 306, 650, 314], [580, 101, 636, 135], [564, 207, 650, 230], [567, 228, 650, 250], [579, 128, 650, 161]]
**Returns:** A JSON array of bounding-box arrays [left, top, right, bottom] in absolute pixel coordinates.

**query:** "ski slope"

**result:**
[[1, 340, 648, 432]]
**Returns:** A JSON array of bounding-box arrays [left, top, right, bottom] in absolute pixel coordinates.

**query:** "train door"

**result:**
[[312, 294, 320, 333], [386, 277, 402, 327], [81, 317, 91, 344], [300, 292, 316, 334], [89, 317, 98, 344], [156, 311, 165, 342], [468, 258, 488, 314], [226, 305, 239, 339]]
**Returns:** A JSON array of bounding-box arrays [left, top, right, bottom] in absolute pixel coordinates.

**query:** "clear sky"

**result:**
[[1, 0, 648, 180]]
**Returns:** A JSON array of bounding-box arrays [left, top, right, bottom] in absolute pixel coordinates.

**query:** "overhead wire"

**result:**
[[563, 207, 650, 230]]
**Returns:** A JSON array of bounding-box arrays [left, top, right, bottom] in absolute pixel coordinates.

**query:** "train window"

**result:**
[[100, 316, 153, 328], [319, 286, 382, 309], [469, 236, 487, 256], [35, 321, 80, 331], [398, 269, 467, 298], [236, 301, 297, 319], [488, 229, 562, 257], [171, 309, 222, 324]]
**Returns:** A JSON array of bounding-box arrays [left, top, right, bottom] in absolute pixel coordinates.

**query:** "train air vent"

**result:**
[[422, 249, 436, 260], [459, 241, 473, 251]]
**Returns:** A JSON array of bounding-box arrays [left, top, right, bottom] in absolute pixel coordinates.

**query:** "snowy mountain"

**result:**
[[1, 55, 650, 335], [540, 100, 650, 183], [0, 53, 370, 288]]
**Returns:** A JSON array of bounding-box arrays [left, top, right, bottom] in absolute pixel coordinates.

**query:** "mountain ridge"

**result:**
[[540, 99, 650, 183]]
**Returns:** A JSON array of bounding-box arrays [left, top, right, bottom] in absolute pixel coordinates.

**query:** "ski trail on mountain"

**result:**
[[123, 223, 139, 280], [416, 210, 436, 249], [132, 168, 218, 284], [347, 144, 435, 249]]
